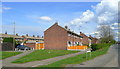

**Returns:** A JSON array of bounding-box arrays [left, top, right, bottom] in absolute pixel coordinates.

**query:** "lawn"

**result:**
[[0, 51, 22, 60], [35, 46, 110, 69], [12, 50, 79, 63]]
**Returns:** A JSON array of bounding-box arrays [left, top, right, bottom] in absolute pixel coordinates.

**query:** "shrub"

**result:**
[[91, 44, 98, 51], [3, 37, 19, 47], [91, 43, 112, 51], [3, 37, 15, 43]]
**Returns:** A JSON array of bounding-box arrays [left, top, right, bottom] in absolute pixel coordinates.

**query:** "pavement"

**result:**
[[2, 50, 34, 67], [2, 50, 84, 67], [65, 44, 118, 67]]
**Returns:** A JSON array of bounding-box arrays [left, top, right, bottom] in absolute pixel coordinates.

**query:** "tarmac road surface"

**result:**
[[66, 44, 119, 67]]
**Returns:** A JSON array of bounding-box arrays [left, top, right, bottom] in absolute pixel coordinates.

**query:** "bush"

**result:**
[[91, 43, 112, 51], [3, 37, 19, 47], [91, 44, 97, 51], [3, 37, 15, 43]]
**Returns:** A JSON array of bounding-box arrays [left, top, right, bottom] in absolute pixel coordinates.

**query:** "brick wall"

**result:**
[[44, 23, 68, 50], [80, 32, 89, 45], [25, 43, 36, 49]]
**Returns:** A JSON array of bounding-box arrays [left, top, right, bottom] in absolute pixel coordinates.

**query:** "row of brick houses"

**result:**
[[1, 22, 99, 51], [0, 33, 44, 43], [0, 33, 44, 50], [44, 22, 99, 50]]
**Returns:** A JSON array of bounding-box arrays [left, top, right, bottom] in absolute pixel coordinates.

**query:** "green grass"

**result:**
[[34, 46, 110, 69], [12, 50, 79, 63], [0, 51, 22, 59]]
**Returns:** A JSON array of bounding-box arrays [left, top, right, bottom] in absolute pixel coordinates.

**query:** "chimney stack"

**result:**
[[33, 35, 35, 37], [55, 22, 58, 25], [26, 34, 28, 36], [16, 33, 18, 36], [5, 31, 7, 34], [37, 35, 39, 37], [80, 32, 82, 35], [89, 35, 92, 37], [65, 26, 68, 29]]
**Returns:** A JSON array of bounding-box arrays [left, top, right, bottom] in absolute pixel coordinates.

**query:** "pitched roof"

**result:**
[[0, 34, 44, 39], [45, 22, 83, 38], [0, 34, 23, 38]]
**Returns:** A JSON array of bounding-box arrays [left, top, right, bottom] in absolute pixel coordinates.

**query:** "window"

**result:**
[[77, 42, 79, 45], [68, 34, 71, 36], [80, 42, 83, 46], [67, 41, 72, 47]]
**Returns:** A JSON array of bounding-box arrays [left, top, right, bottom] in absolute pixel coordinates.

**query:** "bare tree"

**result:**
[[98, 24, 115, 43]]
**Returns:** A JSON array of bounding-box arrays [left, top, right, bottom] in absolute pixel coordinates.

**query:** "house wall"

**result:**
[[25, 43, 44, 50], [2, 42, 15, 51], [36, 43, 44, 49], [25, 43, 36, 49], [80, 32, 89, 45], [67, 35, 81, 46], [44, 23, 68, 50]]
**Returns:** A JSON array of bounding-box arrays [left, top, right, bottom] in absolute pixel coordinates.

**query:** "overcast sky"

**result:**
[[1, 0, 119, 40]]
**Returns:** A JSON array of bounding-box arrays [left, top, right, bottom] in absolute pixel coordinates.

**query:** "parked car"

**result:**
[[16, 45, 31, 50]]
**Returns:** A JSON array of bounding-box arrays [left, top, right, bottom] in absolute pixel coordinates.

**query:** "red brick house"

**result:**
[[89, 35, 100, 44], [44, 22, 83, 50], [25, 41, 44, 50], [80, 32, 89, 45]]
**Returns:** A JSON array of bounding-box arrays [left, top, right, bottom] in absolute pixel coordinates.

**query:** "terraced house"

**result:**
[[0, 33, 44, 43], [44, 22, 89, 50]]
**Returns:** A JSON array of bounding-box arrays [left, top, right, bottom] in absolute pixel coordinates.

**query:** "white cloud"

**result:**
[[111, 23, 118, 26], [86, 31, 99, 35], [69, 10, 94, 27], [68, 0, 119, 27], [94, 0, 119, 24], [3, 7, 12, 10], [0, 5, 12, 13], [67, 0, 119, 40], [39, 16, 52, 21]]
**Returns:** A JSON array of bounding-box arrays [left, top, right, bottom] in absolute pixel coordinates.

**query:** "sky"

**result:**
[[1, 0, 119, 41]]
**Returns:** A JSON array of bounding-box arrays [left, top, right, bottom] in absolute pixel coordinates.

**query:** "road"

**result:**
[[66, 44, 118, 67]]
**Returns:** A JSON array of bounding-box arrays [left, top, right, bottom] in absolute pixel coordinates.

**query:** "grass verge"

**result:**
[[0, 51, 22, 60], [33, 46, 110, 69], [11, 50, 79, 63]]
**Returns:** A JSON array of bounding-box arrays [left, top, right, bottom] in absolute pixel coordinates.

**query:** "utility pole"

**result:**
[[13, 21, 15, 35], [109, 25, 110, 43], [13, 21, 15, 50]]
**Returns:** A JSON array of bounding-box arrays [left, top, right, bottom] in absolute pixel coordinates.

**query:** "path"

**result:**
[[2, 51, 85, 67], [66, 44, 118, 67], [2, 50, 34, 67]]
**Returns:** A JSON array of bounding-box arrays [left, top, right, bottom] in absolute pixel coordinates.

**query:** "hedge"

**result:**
[[91, 43, 112, 51]]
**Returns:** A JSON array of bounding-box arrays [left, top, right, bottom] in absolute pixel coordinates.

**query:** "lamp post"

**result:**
[[88, 38, 92, 57], [80, 38, 83, 46]]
